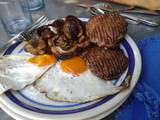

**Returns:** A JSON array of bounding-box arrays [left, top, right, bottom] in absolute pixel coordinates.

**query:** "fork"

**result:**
[[0, 16, 49, 53]]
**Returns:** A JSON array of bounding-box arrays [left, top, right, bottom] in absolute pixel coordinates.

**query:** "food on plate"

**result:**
[[24, 15, 90, 59], [81, 46, 128, 80], [28, 54, 57, 67], [24, 13, 128, 81], [48, 34, 79, 59], [86, 12, 127, 48], [34, 61, 123, 102], [1, 14, 129, 102], [48, 16, 89, 59], [37, 26, 55, 40], [63, 15, 83, 40], [0, 55, 54, 94], [24, 38, 51, 55], [48, 35, 90, 59], [60, 56, 87, 76], [49, 19, 64, 34]]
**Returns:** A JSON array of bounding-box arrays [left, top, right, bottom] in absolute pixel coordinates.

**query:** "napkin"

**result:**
[[116, 33, 160, 120]]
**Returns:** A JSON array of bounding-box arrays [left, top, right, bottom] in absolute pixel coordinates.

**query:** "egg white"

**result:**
[[35, 62, 123, 103], [0, 55, 51, 94]]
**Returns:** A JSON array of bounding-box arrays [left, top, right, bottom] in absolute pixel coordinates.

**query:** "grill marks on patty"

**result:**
[[86, 12, 127, 48], [82, 13, 128, 80], [81, 46, 128, 80]]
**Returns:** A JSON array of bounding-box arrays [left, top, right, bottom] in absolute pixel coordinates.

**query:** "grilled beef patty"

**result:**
[[81, 46, 128, 80], [86, 12, 127, 48]]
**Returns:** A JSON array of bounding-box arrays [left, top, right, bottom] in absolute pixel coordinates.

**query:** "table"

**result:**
[[0, 0, 160, 120]]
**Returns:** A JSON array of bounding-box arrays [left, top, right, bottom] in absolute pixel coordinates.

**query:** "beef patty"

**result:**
[[86, 12, 127, 48], [81, 46, 128, 80]]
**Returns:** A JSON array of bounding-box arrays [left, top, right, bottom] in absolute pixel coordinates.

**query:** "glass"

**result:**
[[0, 0, 32, 36], [23, 0, 44, 11], [0, 20, 9, 48]]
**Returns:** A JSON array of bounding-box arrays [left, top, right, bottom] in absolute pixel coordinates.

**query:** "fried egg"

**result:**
[[60, 56, 87, 76], [35, 57, 123, 103], [0, 54, 56, 94]]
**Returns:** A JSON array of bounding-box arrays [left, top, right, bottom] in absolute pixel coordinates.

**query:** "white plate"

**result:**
[[0, 102, 31, 120], [0, 18, 142, 120], [0, 95, 128, 120]]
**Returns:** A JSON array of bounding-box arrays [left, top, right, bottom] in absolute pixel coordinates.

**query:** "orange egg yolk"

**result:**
[[60, 56, 87, 76], [28, 54, 57, 67]]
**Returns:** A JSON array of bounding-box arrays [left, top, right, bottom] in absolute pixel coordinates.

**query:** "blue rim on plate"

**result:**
[[3, 39, 135, 115]]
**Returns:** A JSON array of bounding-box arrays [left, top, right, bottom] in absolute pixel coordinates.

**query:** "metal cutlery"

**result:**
[[77, 3, 160, 27], [120, 13, 160, 27], [0, 16, 49, 53], [77, 3, 159, 15], [91, 7, 160, 27], [90, 6, 160, 27]]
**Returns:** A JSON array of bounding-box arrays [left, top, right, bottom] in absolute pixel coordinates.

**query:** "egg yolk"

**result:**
[[60, 57, 87, 76], [28, 54, 57, 67]]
